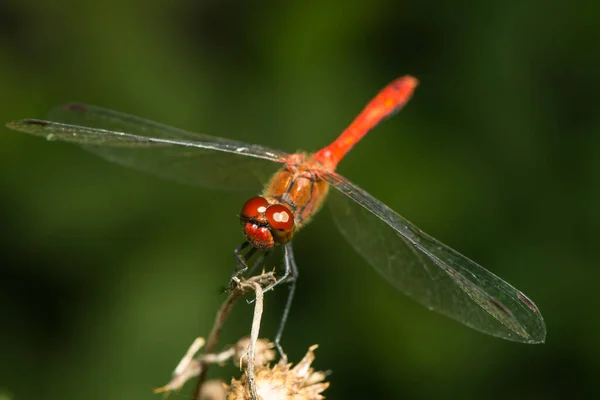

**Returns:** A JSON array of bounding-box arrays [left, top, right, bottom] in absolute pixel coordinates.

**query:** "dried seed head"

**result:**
[[226, 345, 329, 400], [233, 337, 276, 368], [199, 379, 228, 400]]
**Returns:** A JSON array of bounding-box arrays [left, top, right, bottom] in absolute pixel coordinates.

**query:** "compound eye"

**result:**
[[265, 204, 294, 231], [241, 196, 269, 219]]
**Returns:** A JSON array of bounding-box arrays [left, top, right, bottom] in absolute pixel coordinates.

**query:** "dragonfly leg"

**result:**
[[260, 245, 294, 294], [273, 242, 298, 362], [232, 241, 255, 278], [245, 251, 268, 277], [231, 242, 270, 295], [230, 242, 258, 292], [238, 242, 299, 361]]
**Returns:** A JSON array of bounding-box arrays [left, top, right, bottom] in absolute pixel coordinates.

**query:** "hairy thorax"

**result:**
[[261, 153, 330, 230]]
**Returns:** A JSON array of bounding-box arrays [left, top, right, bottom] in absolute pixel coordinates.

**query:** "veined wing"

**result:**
[[6, 104, 289, 190], [321, 171, 546, 343]]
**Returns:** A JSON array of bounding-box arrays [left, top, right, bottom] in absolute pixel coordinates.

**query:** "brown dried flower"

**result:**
[[226, 345, 329, 400], [232, 338, 276, 368]]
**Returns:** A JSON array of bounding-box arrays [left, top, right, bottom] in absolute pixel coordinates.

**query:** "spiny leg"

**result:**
[[246, 250, 269, 277], [273, 242, 299, 361], [231, 242, 270, 298], [234, 244, 270, 276], [260, 243, 296, 295], [236, 242, 299, 360], [232, 241, 256, 279]]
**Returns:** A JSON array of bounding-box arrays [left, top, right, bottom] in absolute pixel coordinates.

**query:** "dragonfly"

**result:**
[[6, 76, 546, 357]]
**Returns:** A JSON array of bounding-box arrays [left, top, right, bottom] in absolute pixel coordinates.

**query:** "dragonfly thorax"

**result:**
[[261, 160, 330, 230], [240, 196, 295, 249]]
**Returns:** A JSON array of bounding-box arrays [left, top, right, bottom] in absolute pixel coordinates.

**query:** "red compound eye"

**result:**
[[265, 204, 294, 231], [241, 196, 269, 219]]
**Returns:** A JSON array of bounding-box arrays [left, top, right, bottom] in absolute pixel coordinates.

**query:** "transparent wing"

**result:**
[[6, 104, 290, 190], [321, 171, 546, 343]]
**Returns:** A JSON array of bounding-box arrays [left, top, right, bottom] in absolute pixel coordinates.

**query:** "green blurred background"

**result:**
[[1, 0, 599, 399]]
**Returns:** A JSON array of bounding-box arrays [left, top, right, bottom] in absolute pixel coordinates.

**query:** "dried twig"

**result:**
[[155, 302, 330, 399], [245, 280, 265, 400], [154, 338, 206, 394], [192, 272, 275, 400], [154, 271, 334, 400]]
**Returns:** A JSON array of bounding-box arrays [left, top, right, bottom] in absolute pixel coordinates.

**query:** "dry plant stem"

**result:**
[[192, 273, 275, 400], [246, 281, 264, 400], [192, 287, 241, 400], [176, 338, 206, 376]]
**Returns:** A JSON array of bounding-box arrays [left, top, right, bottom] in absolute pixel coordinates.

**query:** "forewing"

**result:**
[[6, 104, 289, 190], [322, 171, 546, 343]]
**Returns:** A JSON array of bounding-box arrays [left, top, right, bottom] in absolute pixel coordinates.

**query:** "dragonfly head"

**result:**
[[240, 196, 295, 249]]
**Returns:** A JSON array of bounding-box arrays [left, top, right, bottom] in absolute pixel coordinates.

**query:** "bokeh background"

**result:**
[[1, 0, 599, 399]]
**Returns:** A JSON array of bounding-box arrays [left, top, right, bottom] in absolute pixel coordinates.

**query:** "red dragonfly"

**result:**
[[6, 76, 546, 355]]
